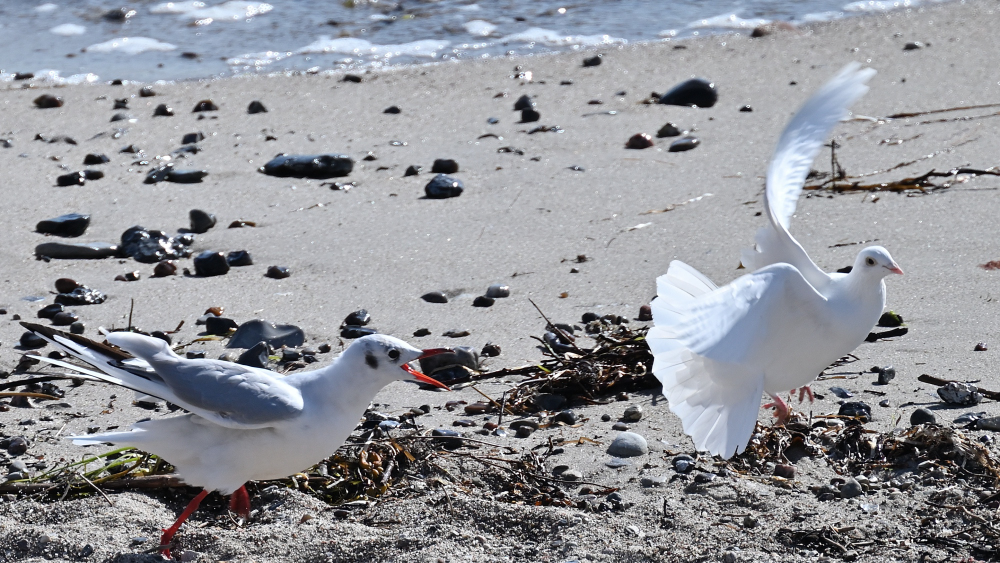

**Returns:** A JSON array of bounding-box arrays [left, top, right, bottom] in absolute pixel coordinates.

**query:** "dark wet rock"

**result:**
[[153, 104, 174, 117], [83, 154, 110, 165], [120, 144, 141, 153], [838, 401, 872, 421], [229, 220, 256, 228], [226, 250, 253, 267], [56, 172, 86, 187], [150, 331, 171, 345], [247, 101, 268, 114], [443, 329, 470, 338], [237, 342, 270, 369], [193, 100, 218, 112], [51, 311, 79, 326], [70, 322, 85, 334], [910, 408, 937, 426], [877, 311, 904, 327], [626, 133, 653, 149], [656, 123, 682, 138], [204, 316, 239, 335], [669, 136, 700, 152], [343, 310, 371, 326], [481, 342, 501, 357], [55, 278, 80, 293], [638, 304, 653, 321], [361, 152, 377, 161], [413, 328, 431, 337], [607, 432, 648, 457], [431, 428, 462, 449], [260, 154, 354, 179], [532, 393, 566, 411], [189, 209, 217, 234], [431, 159, 459, 174], [739, 105, 753, 112], [472, 296, 494, 308], [404, 165, 422, 177], [153, 260, 178, 277], [611, 422, 629, 431], [193, 251, 229, 277], [114, 271, 140, 282], [19, 332, 47, 349], [840, 478, 864, 499], [425, 174, 464, 199], [37, 304, 64, 319], [975, 342, 988, 351], [658, 78, 718, 108], [513, 95, 535, 111], [144, 164, 208, 184], [265, 266, 291, 279], [342, 74, 362, 83], [582, 312, 599, 323], [341, 325, 377, 339], [421, 291, 448, 304], [876, 365, 896, 385], [182, 132, 205, 145], [7, 437, 28, 456], [419, 347, 478, 376], [229, 320, 305, 349], [582, 55, 602, 67], [520, 108, 541, 123], [553, 410, 577, 425], [34, 95, 63, 109], [120, 226, 193, 263], [35, 241, 118, 259], [486, 284, 510, 298], [110, 112, 132, 122], [103, 7, 136, 21], [904, 41, 924, 50], [383, 105, 401, 114], [113, 98, 128, 109], [773, 464, 795, 479], [55, 285, 106, 305], [36, 213, 90, 237], [82, 170, 104, 181], [487, 117, 499, 124], [35, 134, 76, 144], [280, 348, 301, 362]]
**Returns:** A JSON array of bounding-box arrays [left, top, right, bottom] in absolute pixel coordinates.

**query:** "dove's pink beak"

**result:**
[[886, 263, 904, 275], [401, 348, 451, 390]]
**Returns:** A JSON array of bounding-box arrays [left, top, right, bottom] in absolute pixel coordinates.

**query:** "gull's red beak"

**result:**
[[886, 264, 904, 275], [402, 348, 452, 390]]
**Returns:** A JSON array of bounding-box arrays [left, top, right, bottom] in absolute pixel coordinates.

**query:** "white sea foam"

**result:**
[[171, 1, 273, 21], [463, 20, 497, 36], [50, 23, 86, 36], [687, 13, 770, 29], [801, 11, 843, 22], [226, 50, 293, 67], [85, 37, 177, 55], [297, 36, 449, 59], [500, 27, 625, 47], [0, 69, 99, 85], [150, 2, 206, 14], [843, 0, 917, 12], [35, 3, 58, 13]]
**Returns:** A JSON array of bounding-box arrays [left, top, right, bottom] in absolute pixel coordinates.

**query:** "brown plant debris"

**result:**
[[805, 167, 1000, 194]]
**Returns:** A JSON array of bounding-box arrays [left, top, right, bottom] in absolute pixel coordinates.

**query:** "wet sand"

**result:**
[[2, 1, 1000, 561]]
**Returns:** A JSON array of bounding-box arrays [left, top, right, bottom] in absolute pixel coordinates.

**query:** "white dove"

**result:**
[[21, 322, 448, 557], [646, 63, 902, 459]]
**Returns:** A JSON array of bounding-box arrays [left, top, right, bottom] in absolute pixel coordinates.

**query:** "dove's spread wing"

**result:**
[[648, 262, 829, 457], [742, 63, 876, 291]]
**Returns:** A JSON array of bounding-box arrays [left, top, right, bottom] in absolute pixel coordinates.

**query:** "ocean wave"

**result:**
[[500, 27, 625, 47], [85, 37, 177, 55], [297, 36, 450, 59], [50, 23, 87, 36], [687, 13, 770, 29]]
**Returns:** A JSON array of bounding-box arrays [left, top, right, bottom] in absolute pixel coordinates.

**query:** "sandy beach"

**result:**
[[3, 1, 1000, 561]]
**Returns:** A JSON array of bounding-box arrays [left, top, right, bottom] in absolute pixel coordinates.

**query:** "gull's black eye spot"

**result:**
[[365, 352, 378, 369], [388, 349, 400, 361], [866, 257, 876, 266]]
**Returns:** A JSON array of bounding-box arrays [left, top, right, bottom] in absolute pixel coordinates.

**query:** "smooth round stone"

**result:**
[[421, 291, 448, 304], [431, 159, 459, 174], [56, 172, 86, 186], [193, 251, 229, 277], [51, 311, 79, 326], [280, 348, 301, 362], [553, 410, 577, 425], [582, 312, 600, 323], [110, 112, 132, 122], [739, 105, 753, 112], [189, 209, 217, 234], [607, 432, 648, 457], [139, 85, 156, 97], [839, 401, 872, 421], [694, 472, 716, 483], [7, 437, 28, 456], [193, 100, 218, 112], [431, 428, 463, 449], [265, 266, 291, 279], [69, 322, 85, 334], [260, 153, 354, 179], [82, 154, 109, 165], [601, 414, 611, 422], [413, 328, 431, 337], [247, 101, 268, 114], [404, 165, 422, 176], [669, 136, 700, 152], [638, 304, 653, 321], [480, 342, 501, 357], [153, 104, 174, 116], [658, 78, 718, 108], [419, 346, 478, 375], [910, 408, 937, 426], [561, 469, 583, 481], [343, 309, 370, 326], [341, 325, 377, 339], [229, 320, 305, 349], [520, 108, 541, 123], [36, 213, 91, 237], [204, 316, 239, 335], [877, 365, 896, 385], [37, 304, 64, 319], [226, 250, 253, 267], [624, 404, 643, 421], [611, 422, 630, 431], [485, 284, 510, 298], [425, 174, 464, 199], [153, 260, 178, 277], [383, 105, 401, 114], [840, 478, 864, 499], [34, 94, 63, 108], [773, 464, 796, 479], [19, 332, 46, 349], [237, 342, 270, 368], [625, 133, 653, 149], [640, 475, 668, 488], [513, 94, 534, 111], [582, 55, 602, 67], [472, 296, 494, 308]]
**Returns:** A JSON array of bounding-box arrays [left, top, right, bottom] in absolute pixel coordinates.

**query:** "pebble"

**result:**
[[205, 316, 239, 335], [601, 414, 611, 422], [51, 311, 79, 326], [19, 332, 47, 349], [229, 320, 305, 349], [110, 112, 132, 122], [154, 104, 174, 117], [607, 432, 648, 457], [976, 416, 1000, 431], [669, 136, 700, 152], [114, 98, 128, 109], [560, 469, 582, 481], [879, 399, 890, 407], [623, 404, 643, 421], [431, 159, 459, 174], [694, 472, 716, 483], [553, 410, 577, 425], [248, 101, 268, 114], [37, 304, 64, 319], [974, 342, 988, 351], [606, 457, 630, 468], [520, 108, 541, 123], [582, 54, 602, 67], [910, 408, 937, 426], [193, 100, 218, 112], [656, 123, 682, 138], [876, 365, 896, 385], [672, 454, 694, 472], [743, 515, 758, 529], [443, 329, 470, 338], [55, 285, 106, 305], [144, 164, 208, 184], [938, 382, 983, 405], [36, 213, 90, 237], [153, 260, 178, 277], [830, 386, 853, 398], [481, 342, 501, 357], [7, 437, 28, 456], [342, 74, 362, 83], [237, 342, 270, 368], [611, 422, 629, 431], [532, 393, 566, 411], [485, 283, 510, 298], [413, 328, 431, 337], [181, 132, 205, 145], [186, 350, 207, 359], [840, 478, 864, 499], [343, 309, 371, 326], [404, 165, 422, 176], [773, 464, 795, 479], [431, 428, 463, 449], [472, 296, 494, 307], [838, 401, 871, 421], [425, 174, 464, 199], [640, 475, 667, 487], [56, 172, 86, 187], [260, 154, 354, 179], [193, 251, 230, 277], [82, 154, 109, 165], [383, 105, 401, 114], [265, 266, 291, 279], [739, 105, 753, 112], [70, 322, 85, 334], [878, 311, 904, 327], [226, 250, 253, 267], [513, 95, 534, 111], [34, 94, 64, 108], [625, 133, 653, 149], [189, 209, 217, 234], [904, 41, 924, 50], [658, 78, 718, 108], [139, 85, 156, 97]]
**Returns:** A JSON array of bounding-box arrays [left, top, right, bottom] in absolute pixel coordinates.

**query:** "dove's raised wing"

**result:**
[[742, 63, 876, 291]]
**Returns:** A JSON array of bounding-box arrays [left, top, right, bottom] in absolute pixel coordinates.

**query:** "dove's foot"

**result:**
[[159, 489, 209, 559], [796, 386, 815, 403], [229, 484, 251, 519], [764, 393, 791, 425]]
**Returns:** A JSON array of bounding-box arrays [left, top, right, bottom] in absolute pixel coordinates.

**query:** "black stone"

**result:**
[[19, 332, 46, 349], [513, 95, 534, 111], [404, 165, 422, 176], [154, 104, 174, 117], [181, 132, 205, 145], [838, 401, 872, 421], [413, 328, 432, 337], [554, 410, 577, 424], [55, 286, 106, 305], [236, 342, 270, 369], [110, 113, 131, 122], [431, 428, 463, 449], [421, 292, 448, 304], [265, 266, 291, 279], [139, 85, 155, 97], [910, 408, 937, 426], [226, 250, 253, 267], [424, 174, 464, 199], [56, 172, 86, 186], [51, 311, 79, 326], [739, 105, 753, 112], [473, 296, 495, 307], [37, 304, 64, 319], [150, 331, 172, 344], [228, 320, 305, 349], [341, 325, 377, 339], [656, 123, 682, 138], [82, 170, 104, 181], [189, 209, 216, 233], [419, 347, 478, 375], [658, 78, 718, 108], [83, 154, 109, 165], [431, 159, 459, 174], [582, 312, 600, 323], [36, 213, 90, 237], [144, 164, 208, 184], [582, 55, 602, 67], [7, 437, 28, 456], [204, 316, 239, 335], [35, 241, 118, 259], [193, 251, 230, 276], [383, 105, 401, 114], [343, 309, 371, 326], [34, 94, 63, 109], [342, 74, 362, 83], [247, 101, 268, 114], [193, 100, 218, 112], [120, 226, 193, 263], [520, 108, 541, 123], [260, 154, 354, 179], [481, 342, 501, 357], [669, 137, 700, 152]]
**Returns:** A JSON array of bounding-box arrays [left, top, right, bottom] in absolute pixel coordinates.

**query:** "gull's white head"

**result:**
[[341, 334, 450, 390], [853, 246, 904, 278]]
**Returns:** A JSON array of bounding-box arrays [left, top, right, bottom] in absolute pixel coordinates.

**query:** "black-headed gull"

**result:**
[[21, 322, 448, 557], [647, 63, 902, 459]]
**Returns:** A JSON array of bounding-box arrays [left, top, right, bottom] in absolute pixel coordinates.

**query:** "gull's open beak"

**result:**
[[401, 348, 452, 390], [886, 263, 904, 275]]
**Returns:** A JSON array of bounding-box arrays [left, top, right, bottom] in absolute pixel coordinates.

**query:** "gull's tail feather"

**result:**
[[740, 224, 786, 274]]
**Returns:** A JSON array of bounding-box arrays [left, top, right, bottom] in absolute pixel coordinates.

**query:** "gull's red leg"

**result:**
[[159, 489, 209, 558], [229, 485, 251, 519], [763, 393, 791, 425], [798, 385, 815, 403]]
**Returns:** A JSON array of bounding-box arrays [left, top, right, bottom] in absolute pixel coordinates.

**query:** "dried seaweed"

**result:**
[[805, 167, 1000, 194]]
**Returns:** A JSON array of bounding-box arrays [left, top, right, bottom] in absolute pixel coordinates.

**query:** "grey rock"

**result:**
[[36, 213, 90, 237], [623, 404, 643, 421], [425, 174, 464, 199], [485, 283, 510, 298], [976, 416, 1000, 431], [668, 136, 700, 152], [938, 382, 983, 405], [560, 469, 582, 481], [189, 209, 217, 234], [840, 478, 864, 499], [260, 153, 354, 179], [910, 408, 937, 426], [607, 431, 648, 457], [640, 475, 668, 488], [228, 320, 305, 349], [611, 422, 629, 431]]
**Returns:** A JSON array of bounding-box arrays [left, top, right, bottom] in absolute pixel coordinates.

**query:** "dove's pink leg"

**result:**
[[763, 393, 791, 424], [229, 485, 251, 518], [797, 386, 815, 403], [159, 489, 209, 558]]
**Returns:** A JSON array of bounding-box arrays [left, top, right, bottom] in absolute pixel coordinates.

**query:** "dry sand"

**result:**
[[2, 1, 1000, 561]]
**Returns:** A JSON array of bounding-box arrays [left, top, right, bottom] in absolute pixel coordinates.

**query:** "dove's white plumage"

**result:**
[[648, 64, 902, 459]]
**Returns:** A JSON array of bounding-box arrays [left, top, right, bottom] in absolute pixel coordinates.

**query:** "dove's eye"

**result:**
[[865, 257, 876, 266], [387, 349, 400, 361]]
